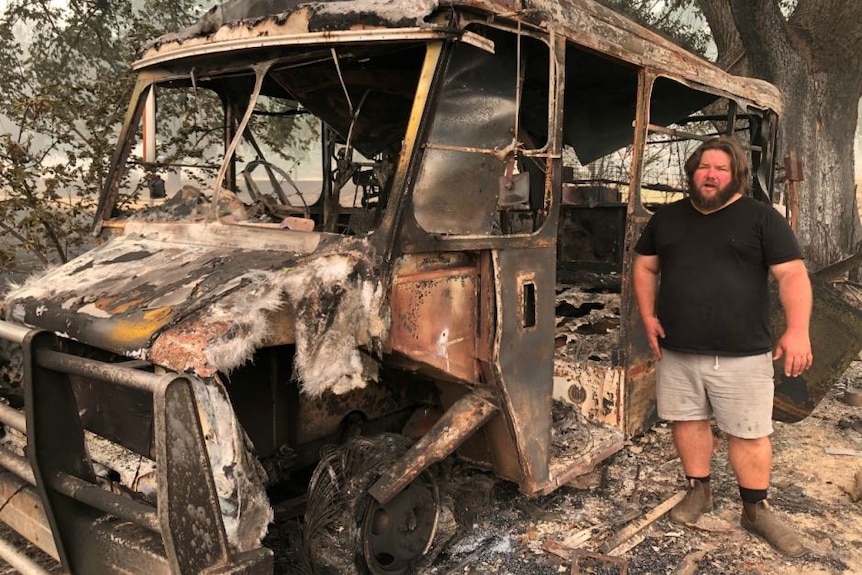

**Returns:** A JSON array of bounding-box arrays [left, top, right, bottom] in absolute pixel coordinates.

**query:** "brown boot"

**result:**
[[669, 479, 713, 525], [741, 500, 805, 557]]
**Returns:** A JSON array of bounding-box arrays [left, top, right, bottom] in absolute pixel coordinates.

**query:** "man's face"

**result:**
[[690, 149, 737, 211]]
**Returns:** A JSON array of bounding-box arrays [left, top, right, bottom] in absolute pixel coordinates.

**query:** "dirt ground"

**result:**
[[402, 358, 862, 575]]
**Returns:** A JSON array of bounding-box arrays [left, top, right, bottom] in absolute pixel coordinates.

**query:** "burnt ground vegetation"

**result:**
[[267, 363, 862, 575]]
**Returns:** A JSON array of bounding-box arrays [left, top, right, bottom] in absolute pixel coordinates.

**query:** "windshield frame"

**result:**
[[95, 31, 475, 238]]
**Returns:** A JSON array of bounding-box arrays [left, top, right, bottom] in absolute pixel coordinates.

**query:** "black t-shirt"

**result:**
[[634, 196, 803, 355]]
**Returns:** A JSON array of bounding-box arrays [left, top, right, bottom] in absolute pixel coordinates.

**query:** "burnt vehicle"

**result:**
[[1, 0, 860, 573]]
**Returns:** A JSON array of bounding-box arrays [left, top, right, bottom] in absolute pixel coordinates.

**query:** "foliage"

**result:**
[[0, 0, 207, 276]]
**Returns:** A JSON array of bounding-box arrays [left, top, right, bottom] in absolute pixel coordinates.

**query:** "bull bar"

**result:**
[[0, 320, 273, 574]]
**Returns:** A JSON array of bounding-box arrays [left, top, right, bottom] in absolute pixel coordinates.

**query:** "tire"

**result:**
[[303, 434, 441, 575]]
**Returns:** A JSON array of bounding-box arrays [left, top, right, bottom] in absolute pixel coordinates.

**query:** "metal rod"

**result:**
[[0, 321, 31, 345], [0, 403, 26, 434], [368, 393, 498, 505], [0, 534, 54, 575], [0, 446, 35, 485], [647, 123, 763, 151], [50, 471, 160, 533], [35, 349, 163, 394]]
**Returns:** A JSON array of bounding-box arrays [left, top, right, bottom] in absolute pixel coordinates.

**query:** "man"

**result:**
[[633, 136, 813, 557]]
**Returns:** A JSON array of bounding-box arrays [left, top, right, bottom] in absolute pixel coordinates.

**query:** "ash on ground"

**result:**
[[273, 359, 862, 575]]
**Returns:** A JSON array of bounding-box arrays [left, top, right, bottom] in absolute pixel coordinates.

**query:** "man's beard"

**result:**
[[689, 181, 738, 212]]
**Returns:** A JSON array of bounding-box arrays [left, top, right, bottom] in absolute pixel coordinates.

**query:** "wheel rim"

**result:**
[[361, 475, 440, 575]]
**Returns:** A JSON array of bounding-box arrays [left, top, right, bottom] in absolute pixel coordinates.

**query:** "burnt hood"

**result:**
[[4, 222, 389, 395]]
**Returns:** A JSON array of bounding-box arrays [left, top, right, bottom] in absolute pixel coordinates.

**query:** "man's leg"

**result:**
[[728, 434, 804, 557], [674, 419, 713, 477], [656, 351, 715, 525], [727, 434, 770, 489], [668, 419, 714, 524], [708, 353, 805, 556]]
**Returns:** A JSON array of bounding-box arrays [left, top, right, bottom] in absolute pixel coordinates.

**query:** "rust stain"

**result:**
[[626, 359, 652, 379], [390, 267, 479, 382], [150, 315, 234, 377]]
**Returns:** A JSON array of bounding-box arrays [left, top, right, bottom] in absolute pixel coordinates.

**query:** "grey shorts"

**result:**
[[656, 349, 775, 439]]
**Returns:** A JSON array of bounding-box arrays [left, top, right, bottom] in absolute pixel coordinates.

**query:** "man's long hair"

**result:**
[[683, 136, 751, 197]]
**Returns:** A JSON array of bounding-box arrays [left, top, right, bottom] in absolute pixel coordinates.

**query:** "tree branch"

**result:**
[[790, 0, 862, 78], [696, 0, 745, 72], [726, 0, 795, 81], [0, 220, 51, 266]]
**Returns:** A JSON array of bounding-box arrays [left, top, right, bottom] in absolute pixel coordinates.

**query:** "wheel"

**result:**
[[359, 472, 439, 574], [303, 434, 441, 575]]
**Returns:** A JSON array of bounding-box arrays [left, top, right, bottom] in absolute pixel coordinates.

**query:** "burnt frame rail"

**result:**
[[0, 320, 273, 575]]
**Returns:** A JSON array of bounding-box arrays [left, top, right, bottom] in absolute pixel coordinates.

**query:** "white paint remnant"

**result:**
[[76, 303, 113, 318], [191, 375, 273, 551], [198, 254, 389, 397], [312, 0, 439, 23]]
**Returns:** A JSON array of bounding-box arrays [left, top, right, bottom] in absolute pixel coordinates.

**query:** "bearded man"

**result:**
[[633, 136, 813, 557]]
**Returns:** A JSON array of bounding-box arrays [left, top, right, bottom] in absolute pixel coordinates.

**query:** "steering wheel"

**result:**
[[241, 159, 310, 218]]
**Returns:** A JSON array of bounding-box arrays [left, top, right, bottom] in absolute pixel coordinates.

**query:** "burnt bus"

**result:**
[[1, 0, 860, 573]]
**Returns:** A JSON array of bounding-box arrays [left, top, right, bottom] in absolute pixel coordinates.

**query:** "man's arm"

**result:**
[[633, 253, 665, 359], [770, 258, 813, 377]]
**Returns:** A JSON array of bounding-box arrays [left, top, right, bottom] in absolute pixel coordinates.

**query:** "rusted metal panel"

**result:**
[[491, 247, 555, 493], [622, 357, 657, 438], [389, 266, 480, 383], [771, 275, 862, 422], [139, 0, 513, 65], [622, 265, 659, 440], [553, 362, 624, 429], [523, 0, 782, 113], [620, 69, 659, 439], [137, 0, 781, 116]]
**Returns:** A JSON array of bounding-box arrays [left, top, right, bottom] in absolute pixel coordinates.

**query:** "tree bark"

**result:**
[[696, 0, 862, 272]]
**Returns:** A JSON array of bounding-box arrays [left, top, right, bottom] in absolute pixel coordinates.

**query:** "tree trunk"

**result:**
[[697, 0, 862, 272]]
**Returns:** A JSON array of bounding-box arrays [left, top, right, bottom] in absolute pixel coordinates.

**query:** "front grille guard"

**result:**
[[0, 320, 272, 574]]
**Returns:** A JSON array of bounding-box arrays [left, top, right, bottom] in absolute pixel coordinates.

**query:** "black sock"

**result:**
[[739, 486, 768, 504], [685, 475, 710, 483]]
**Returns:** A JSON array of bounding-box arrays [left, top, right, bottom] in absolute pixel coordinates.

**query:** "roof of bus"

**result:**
[[138, 0, 782, 115]]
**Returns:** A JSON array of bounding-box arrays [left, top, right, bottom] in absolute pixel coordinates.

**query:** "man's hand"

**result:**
[[633, 253, 663, 360], [643, 316, 665, 360], [770, 259, 813, 378], [773, 328, 812, 377]]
